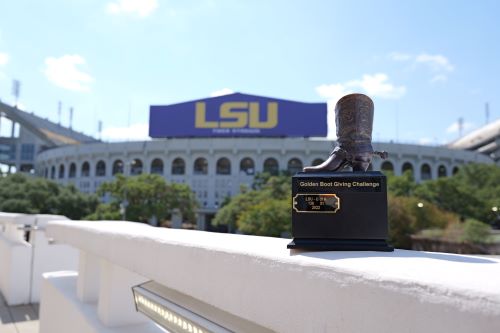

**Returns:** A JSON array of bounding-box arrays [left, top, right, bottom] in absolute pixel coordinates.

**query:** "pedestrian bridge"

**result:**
[[1, 213, 500, 332]]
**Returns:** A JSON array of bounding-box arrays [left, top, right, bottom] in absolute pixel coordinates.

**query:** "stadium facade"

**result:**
[[1, 94, 495, 229], [0, 101, 97, 174], [448, 118, 500, 165]]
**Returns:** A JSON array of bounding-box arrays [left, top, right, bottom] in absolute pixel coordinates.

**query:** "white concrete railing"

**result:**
[[41, 220, 500, 333], [0, 212, 78, 305]]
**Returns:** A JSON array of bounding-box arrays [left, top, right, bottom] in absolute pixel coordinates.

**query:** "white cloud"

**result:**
[[388, 52, 454, 72], [353, 73, 406, 99], [416, 53, 454, 72], [210, 88, 234, 97], [316, 73, 405, 138], [102, 122, 150, 141], [430, 74, 447, 84], [316, 83, 353, 102], [106, 0, 158, 18], [316, 73, 406, 102], [43, 55, 94, 92], [0, 52, 8, 65], [388, 52, 454, 84], [446, 121, 475, 134], [388, 52, 412, 61]]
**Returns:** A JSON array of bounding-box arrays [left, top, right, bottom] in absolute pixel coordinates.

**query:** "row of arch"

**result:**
[[380, 161, 459, 178], [44, 158, 461, 181], [44, 157, 326, 179]]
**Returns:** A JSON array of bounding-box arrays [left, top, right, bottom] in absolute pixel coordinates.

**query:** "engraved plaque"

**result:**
[[293, 194, 340, 213], [288, 172, 393, 251]]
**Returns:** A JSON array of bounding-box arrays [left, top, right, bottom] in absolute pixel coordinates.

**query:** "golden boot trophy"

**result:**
[[303, 93, 387, 172]]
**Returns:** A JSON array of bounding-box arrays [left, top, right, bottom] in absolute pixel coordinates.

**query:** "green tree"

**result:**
[[238, 199, 291, 237], [212, 189, 261, 233], [387, 170, 417, 196], [0, 173, 98, 219], [84, 203, 122, 220], [387, 196, 417, 248], [166, 182, 198, 223], [213, 173, 291, 236], [414, 164, 500, 223], [387, 195, 457, 248], [251, 170, 291, 190], [93, 174, 198, 224], [413, 177, 482, 220]]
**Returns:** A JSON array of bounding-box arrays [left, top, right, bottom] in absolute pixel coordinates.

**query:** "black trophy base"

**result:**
[[287, 238, 394, 252]]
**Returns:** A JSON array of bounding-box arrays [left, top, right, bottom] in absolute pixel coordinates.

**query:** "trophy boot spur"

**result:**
[[303, 93, 387, 173]]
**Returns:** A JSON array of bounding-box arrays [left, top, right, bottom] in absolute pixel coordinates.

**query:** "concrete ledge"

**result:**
[[39, 271, 164, 333], [0, 234, 31, 305], [47, 220, 500, 333], [0, 213, 76, 305]]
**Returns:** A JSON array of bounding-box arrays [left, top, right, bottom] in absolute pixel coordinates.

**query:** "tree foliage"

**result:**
[[388, 195, 457, 248], [213, 172, 291, 236], [387, 163, 500, 224], [220, 163, 499, 246], [0, 173, 98, 219], [387, 170, 417, 196], [462, 218, 491, 243], [239, 199, 291, 237], [89, 174, 198, 224], [386, 163, 500, 247]]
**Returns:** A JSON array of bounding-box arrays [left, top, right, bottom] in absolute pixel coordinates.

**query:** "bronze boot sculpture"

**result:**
[[303, 93, 387, 172]]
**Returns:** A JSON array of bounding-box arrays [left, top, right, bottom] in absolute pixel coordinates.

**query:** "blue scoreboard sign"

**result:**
[[149, 93, 327, 138]]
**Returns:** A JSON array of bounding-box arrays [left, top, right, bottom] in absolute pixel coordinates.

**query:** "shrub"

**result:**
[[388, 195, 458, 249], [462, 219, 491, 243]]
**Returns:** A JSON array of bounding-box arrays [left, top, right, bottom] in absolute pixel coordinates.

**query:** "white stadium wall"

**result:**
[[35, 138, 492, 227]]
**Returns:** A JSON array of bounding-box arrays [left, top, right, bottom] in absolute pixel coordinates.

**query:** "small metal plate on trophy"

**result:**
[[293, 194, 340, 213], [287, 171, 394, 251]]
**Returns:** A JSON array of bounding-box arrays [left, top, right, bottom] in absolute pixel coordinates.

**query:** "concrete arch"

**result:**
[[193, 157, 209, 175], [438, 164, 448, 178], [150, 158, 164, 175], [216, 157, 231, 175], [95, 160, 106, 177], [287, 157, 303, 175], [171, 157, 186, 175], [263, 157, 279, 175]]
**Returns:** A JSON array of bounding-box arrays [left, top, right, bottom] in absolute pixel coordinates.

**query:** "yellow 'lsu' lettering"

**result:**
[[220, 102, 247, 128], [195, 102, 217, 128], [195, 102, 278, 129]]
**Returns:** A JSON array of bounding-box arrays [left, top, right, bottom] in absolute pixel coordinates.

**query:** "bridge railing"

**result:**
[[0, 212, 78, 305], [39, 219, 500, 333]]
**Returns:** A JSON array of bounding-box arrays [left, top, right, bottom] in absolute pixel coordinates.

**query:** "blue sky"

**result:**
[[0, 0, 499, 144]]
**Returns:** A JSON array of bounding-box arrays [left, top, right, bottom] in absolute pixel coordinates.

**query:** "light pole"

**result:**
[[492, 206, 499, 229], [120, 198, 128, 220], [120, 160, 136, 221]]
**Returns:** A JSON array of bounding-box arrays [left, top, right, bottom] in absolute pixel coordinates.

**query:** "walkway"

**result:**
[[0, 293, 39, 333]]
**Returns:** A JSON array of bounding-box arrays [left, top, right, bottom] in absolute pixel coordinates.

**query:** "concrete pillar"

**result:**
[[77, 251, 100, 303], [431, 162, 438, 180], [97, 259, 148, 327], [197, 214, 206, 231], [171, 209, 182, 229], [149, 215, 158, 227]]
